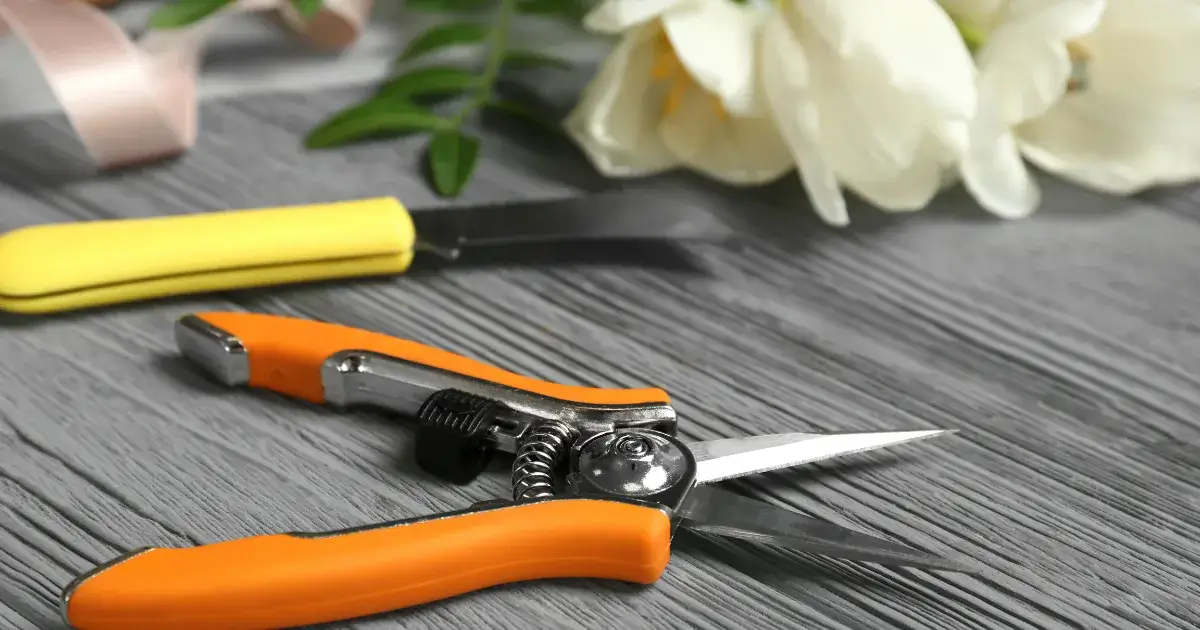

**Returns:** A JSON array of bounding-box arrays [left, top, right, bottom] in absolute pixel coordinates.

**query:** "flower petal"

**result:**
[[962, 36, 1061, 217], [1001, 0, 1106, 41], [961, 125, 1042, 218], [975, 0, 1105, 125], [1077, 0, 1200, 98], [1016, 0, 1200, 193], [1018, 97, 1200, 194], [843, 127, 959, 212], [657, 83, 793, 186], [583, 0, 683, 34], [661, 0, 766, 115], [759, 18, 848, 225], [792, 0, 977, 120], [975, 39, 1071, 129], [955, 0, 1102, 217], [801, 32, 928, 182], [564, 26, 679, 177], [784, 0, 976, 194]]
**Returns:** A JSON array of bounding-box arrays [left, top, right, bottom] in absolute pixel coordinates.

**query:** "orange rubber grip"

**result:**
[[63, 498, 672, 630], [193, 311, 671, 406]]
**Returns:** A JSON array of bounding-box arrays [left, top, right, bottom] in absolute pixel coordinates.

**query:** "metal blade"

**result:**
[[409, 190, 737, 259], [689, 430, 954, 485], [677, 485, 978, 573]]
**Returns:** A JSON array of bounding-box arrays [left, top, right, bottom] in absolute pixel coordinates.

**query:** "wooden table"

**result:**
[[2, 87, 1198, 630]]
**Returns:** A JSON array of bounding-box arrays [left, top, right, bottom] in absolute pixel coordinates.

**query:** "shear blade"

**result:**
[[677, 485, 976, 573], [688, 429, 954, 485], [410, 190, 737, 259]]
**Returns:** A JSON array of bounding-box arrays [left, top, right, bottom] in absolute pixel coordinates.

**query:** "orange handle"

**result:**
[[63, 498, 672, 630], [191, 311, 671, 406]]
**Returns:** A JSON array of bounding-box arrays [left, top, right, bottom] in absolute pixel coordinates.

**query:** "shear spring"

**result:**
[[511, 420, 578, 501]]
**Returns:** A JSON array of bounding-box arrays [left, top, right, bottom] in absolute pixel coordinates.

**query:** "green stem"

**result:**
[[946, 11, 988, 55], [958, 23, 987, 55], [450, 0, 517, 127]]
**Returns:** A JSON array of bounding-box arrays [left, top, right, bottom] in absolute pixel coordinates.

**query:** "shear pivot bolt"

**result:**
[[577, 430, 688, 498], [615, 435, 652, 456]]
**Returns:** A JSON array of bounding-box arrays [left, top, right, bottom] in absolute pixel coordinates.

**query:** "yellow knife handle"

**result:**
[[0, 197, 416, 314]]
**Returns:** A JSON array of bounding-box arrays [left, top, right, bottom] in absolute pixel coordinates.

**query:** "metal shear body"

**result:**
[[60, 312, 974, 630]]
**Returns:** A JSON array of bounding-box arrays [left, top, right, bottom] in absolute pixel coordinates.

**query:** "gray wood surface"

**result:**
[[1, 85, 1199, 630]]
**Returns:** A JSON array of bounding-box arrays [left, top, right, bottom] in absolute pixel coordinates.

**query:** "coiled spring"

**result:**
[[511, 420, 578, 501]]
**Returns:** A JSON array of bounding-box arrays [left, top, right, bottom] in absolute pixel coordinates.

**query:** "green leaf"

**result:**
[[148, 0, 233, 29], [379, 66, 484, 100], [305, 99, 448, 149], [501, 50, 572, 72], [515, 0, 557, 14], [426, 130, 481, 197], [291, 0, 325, 18], [406, 0, 495, 12], [398, 22, 491, 63], [516, 0, 588, 19], [483, 98, 563, 133]]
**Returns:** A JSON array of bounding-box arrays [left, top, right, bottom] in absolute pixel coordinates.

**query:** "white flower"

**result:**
[[950, 0, 1200, 218], [565, 0, 793, 187], [570, 0, 977, 226], [758, 0, 979, 225], [946, 0, 1107, 218], [1018, 0, 1200, 197]]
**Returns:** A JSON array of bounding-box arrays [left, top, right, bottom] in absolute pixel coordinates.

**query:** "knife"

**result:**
[[0, 192, 735, 314]]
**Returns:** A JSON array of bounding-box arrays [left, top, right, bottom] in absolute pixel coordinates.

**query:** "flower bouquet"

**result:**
[[125, 0, 1200, 224]]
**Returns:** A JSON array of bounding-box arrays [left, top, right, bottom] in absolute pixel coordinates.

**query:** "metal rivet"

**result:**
[[616, 435, 652, 456]]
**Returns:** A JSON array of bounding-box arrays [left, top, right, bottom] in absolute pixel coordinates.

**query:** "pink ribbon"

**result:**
[[0, 0, 373, 170]]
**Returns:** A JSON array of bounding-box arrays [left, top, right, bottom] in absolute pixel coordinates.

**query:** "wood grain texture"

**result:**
[[1, 85, 1199, 630]]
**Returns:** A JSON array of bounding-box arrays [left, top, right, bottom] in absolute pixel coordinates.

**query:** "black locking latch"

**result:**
[[413, 389, 502, 485]]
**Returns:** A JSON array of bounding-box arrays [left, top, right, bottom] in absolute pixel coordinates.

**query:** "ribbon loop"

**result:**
[[0, 0, 374, 170]]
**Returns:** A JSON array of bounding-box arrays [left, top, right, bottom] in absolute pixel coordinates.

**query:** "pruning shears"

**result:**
[[60, 312, 975, 630]]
